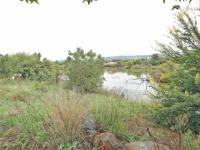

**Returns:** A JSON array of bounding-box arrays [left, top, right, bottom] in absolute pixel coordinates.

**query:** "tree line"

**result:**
[[0, 48, 104, 92]]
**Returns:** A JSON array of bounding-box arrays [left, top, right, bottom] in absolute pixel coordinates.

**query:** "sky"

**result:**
[[0, 0, 198, 60]]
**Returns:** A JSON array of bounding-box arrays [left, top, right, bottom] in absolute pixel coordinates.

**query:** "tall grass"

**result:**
[[88, 94, 149, 136], [46, 89, 88, 144], [89, 96, 128, 135]]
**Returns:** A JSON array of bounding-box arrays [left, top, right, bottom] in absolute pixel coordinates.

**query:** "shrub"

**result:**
[[65, 48, 104, 93], [153, 81, 200, 133]]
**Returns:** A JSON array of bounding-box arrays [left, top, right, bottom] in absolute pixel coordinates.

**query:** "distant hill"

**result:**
[[104, 55, 151, 61]]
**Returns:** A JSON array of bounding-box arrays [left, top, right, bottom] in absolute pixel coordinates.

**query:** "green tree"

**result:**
[[65, 48, 104, 93], [149, 53, 164, 65], [153, 11, 200, 133], [9, 53, 39, 79]]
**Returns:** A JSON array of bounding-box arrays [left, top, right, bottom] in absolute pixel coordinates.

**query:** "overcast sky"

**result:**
[[0, 0, 198, 60]]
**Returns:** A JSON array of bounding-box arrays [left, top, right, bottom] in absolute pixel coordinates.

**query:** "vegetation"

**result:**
[[1, 80, 199, 149], [0, 53, 62, 82], [152, 11, 200, 134], [65, 48, 104, 93], [0, 2, 200, 149], [1, 23, 199, 148]]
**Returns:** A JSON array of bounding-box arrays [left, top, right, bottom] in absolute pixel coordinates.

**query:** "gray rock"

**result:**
[[82, 116, 96, 132]]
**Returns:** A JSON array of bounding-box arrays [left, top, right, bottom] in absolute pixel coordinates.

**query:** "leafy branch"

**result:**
[[20, 0, 39, 4]]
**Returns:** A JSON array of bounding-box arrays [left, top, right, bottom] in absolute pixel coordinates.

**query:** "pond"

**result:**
[[102, 68, 154, 101]]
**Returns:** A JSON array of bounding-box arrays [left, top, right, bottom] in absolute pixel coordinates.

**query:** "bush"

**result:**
[[65, 48, 104, 93], [153, 77, 200, 133]]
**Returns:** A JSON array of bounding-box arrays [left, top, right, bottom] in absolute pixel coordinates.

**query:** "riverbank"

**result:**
[[0, 80, 199, 150]]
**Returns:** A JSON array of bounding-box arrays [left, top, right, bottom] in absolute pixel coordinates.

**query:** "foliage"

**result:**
[[65, 48, 104, 93], [149, 53, 165, 66], [82, 0, 97, 5], [150, 60, 179, 83], [0, 53, 63, 82], [163, 0, 193, 10], [153, 11, 200, 133]]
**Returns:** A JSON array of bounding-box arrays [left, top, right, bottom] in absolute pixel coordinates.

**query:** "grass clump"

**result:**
[[46, 90, 88, 144]]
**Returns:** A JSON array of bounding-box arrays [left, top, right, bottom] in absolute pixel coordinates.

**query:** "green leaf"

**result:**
[[172, 5, 181, 10]]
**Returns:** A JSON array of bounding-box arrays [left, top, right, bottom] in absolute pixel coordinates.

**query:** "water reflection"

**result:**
[[102, 70, 153, 101], [105, 67, 145, 77]]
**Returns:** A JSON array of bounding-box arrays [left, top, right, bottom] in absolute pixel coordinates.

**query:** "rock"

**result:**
[[93, 133, 119, 150], [82, 116, 96, 132], [125, 141, 171, 150]]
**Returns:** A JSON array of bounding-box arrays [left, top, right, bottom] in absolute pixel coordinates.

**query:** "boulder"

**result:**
[[93, 133, 119, 150], [125, 141, 171, 150], [82, 116, 96, 132]]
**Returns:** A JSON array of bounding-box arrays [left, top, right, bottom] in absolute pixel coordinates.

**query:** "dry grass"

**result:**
[[46, 89, 88, 143]]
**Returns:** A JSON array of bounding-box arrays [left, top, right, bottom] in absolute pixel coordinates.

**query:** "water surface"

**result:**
[[102, 70, 153, 100]]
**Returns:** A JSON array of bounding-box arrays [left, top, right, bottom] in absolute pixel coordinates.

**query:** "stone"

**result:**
[[93, 133, 119, 150], [82, 116, 96, 132], [125, 141, 171, 150]]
